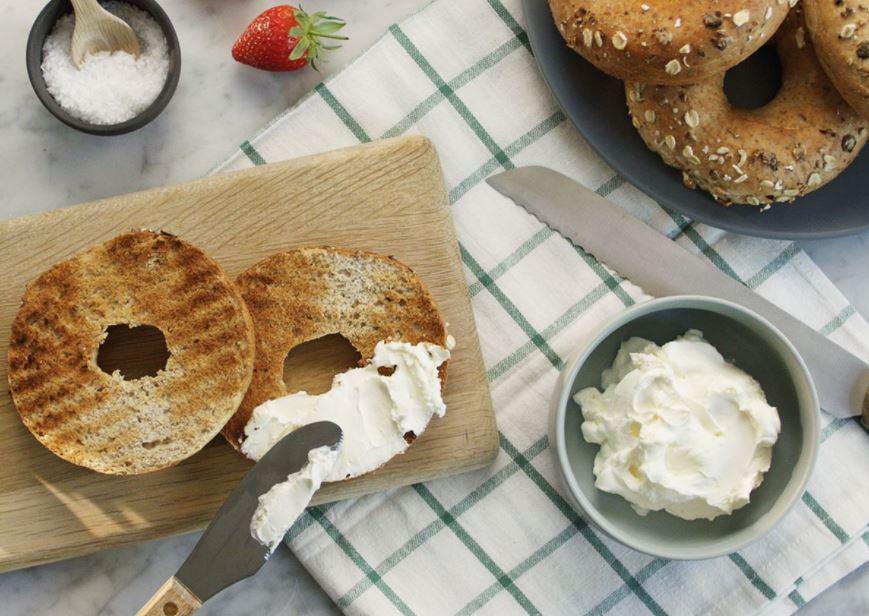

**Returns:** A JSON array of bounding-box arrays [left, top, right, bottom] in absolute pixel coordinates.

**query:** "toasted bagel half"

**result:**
[[222, 247, 447, 451], [8, 231, 255, 475]]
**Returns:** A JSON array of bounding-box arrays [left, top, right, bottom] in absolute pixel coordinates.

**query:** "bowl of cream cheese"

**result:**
[[550, 295, 819, 560]]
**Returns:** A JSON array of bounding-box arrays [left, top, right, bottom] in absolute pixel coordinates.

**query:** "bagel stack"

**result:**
[[626, 7, 868, 206], [550, 1, 868, 207]]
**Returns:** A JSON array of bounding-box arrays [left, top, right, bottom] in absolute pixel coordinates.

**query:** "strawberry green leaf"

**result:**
[[287, 5, 348, 68], [313, 21, 346, 34], [289, 37, 310, 60]]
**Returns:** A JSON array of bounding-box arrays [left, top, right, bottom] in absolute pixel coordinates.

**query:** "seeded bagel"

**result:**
[[625, 6, 868, 206], [549, 0, 791, 84], [222, 247, 448, 450], [8, 231, 255, 475], [804, 0, 869, 118]]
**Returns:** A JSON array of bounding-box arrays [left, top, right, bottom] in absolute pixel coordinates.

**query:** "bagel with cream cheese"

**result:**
[[625, 6, 868, 206], [8, 231, 255, 475], [549, 0, 792, 84], [804, 0, 869, 118], [222, 247, 448, 455]]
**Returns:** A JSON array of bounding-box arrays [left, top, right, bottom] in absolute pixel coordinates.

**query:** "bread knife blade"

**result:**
[[486, 166, 869, 427], [136, 421, 343, 615]]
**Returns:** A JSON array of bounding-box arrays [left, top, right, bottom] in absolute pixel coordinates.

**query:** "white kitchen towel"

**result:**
[[215, 1, 869, 613]]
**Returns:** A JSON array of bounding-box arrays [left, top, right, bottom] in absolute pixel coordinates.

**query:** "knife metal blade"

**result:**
[[175, 421, 343, 603], [487, 166, 869, 424]]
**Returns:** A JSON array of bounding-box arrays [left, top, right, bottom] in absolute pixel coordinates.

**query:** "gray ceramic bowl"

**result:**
[[26, 0, 180, 136], [549, 296, 819, 560]]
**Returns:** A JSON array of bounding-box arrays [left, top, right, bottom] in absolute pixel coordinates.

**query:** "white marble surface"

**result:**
[[0, 1, 864, 614]]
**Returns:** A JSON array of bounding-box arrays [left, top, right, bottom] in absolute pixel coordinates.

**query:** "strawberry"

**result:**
[[232, 5, 347, 72]]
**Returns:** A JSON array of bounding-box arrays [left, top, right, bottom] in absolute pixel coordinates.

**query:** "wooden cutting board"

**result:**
[[0, 136, 497, 573]]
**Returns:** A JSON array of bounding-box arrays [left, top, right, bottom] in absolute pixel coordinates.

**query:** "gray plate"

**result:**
[[522, 0, 869, 239]]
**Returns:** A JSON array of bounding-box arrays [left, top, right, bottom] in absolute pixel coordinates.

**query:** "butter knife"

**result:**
[[136, 421, 343, 616], [487, 166, 869, 427]]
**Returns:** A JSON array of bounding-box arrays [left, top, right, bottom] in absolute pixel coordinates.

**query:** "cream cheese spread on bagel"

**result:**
[[241, 340, 450, 481]]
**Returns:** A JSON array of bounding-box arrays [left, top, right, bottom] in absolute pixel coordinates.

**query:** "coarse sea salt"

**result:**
[[41, 1, 170, 125]]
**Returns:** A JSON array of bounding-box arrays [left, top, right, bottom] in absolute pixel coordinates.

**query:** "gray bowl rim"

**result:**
[[25, 0, 181, 136], [550, 295, 820, 560]]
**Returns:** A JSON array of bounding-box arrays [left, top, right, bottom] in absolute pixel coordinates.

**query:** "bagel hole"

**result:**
[[724, 44, 782, 110], [97, 324, 170, 380], [283, 334, 362, 395]]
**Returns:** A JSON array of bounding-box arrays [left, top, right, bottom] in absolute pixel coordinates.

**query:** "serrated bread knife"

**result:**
[[486, 166, 869, 428], [136, 421, 343, 616]]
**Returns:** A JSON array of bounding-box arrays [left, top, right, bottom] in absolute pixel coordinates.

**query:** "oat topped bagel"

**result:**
[[625, 6, 868, 206], [804, 0, 869, 118], [549, 0, 792, 84], [222, 247, 447, 452], [7, 231, 255, 475]]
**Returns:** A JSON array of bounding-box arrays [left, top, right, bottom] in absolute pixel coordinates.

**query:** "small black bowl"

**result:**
[[26, 0, 181, 136]]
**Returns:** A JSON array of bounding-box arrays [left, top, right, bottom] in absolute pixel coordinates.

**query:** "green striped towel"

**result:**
[[214, 0, 869, 613]]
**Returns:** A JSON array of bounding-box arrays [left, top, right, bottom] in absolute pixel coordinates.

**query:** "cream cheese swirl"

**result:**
[[575, 330, 780, 521]]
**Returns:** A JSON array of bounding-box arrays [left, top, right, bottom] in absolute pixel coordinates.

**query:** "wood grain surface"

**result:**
[[0, 136, 497, 573]]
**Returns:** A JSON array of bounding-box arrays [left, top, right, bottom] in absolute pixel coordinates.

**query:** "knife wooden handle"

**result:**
[[136, 576, 202, 616]]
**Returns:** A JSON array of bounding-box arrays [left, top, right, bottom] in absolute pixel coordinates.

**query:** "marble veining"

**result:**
[[0, 1, 864, 614]]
